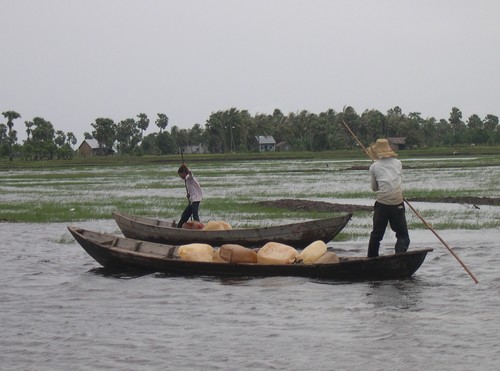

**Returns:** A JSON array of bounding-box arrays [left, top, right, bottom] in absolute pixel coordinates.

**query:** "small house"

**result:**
[[255, 136, 276, 152], [78, 139, 114, 157], [387, 137, 407, 150]]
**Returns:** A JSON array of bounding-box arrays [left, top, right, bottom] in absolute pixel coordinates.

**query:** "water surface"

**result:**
[[1, 221, 499, 370]]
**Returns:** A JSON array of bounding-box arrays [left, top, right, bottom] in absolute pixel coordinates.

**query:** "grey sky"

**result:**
[[1, 0, 499, 143]]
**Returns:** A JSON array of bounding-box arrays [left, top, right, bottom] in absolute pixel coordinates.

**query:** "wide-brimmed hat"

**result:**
[[367, 139, 397, 160]]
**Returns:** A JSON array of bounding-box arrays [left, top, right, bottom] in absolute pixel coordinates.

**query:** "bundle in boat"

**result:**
[[314, 251, 339, 264], [181, 221, 204, 229], [296, 240, 327, 264], [203, 220, 232, 231], [215, 244, 258, 264], [178, 243, 214, 262], [257, 242, 298, 265]]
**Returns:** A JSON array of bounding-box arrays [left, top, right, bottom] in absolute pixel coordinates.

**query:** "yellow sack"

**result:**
[[297, 240, 328, 264], [203, 220, 232, 231], [212, 249, 227, 263], [218, 244, 258, 264], [315, 251, 340, 264], [257, 242, 298, 265], [178, 243, 214, 262]]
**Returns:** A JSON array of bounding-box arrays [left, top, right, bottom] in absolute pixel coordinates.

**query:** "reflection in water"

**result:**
[[87, 267, 153, 279], [365, 280, 423, 310]]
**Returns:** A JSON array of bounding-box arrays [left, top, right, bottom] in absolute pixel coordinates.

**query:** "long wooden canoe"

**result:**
[[68, 226, 432, 281], [112, 211, 353, 249]]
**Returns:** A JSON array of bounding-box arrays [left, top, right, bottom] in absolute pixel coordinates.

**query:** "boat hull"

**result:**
[[113, 212, 352, 249], [68, 226, 432, 281]]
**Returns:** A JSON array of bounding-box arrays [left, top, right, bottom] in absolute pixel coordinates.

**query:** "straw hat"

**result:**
[[367, 139, 397, 160]]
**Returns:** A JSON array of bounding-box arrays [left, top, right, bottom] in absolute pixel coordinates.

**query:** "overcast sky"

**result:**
[[1, 0, 499, 143]]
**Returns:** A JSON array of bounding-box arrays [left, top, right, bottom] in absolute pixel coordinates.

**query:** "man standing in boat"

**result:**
[[366, 139, 410, 257], [177, 164, 203, 228]]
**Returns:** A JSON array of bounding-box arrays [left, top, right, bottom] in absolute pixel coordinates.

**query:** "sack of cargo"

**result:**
[[314, 251, 340, 264], [182, 221, 204, 230], [257, 242, 298, 265], [218, 244, 258, 264], [203, 220, 232, 231], [212, 249, 227, 263], [297, 240, 327, 264], [178, 243, 214, 262]]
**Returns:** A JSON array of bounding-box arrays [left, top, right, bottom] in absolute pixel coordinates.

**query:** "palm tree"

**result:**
[[155, 113, 169, 132], [2, 110, 21, 161], [136, 113, 150, 138]]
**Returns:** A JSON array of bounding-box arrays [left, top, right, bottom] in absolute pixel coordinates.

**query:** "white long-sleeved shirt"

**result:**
[[369, 157, 404, 205], [185, 173, 203, 203]]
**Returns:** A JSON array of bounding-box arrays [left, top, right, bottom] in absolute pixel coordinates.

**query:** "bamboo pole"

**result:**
[[341, 120, 479, 284]]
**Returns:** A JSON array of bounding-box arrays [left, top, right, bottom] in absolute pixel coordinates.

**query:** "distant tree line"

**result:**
[[1, 106, 499, 160]]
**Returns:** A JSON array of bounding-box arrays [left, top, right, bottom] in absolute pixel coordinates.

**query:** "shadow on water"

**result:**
[[87, 267, 154, 279], [87, 267, 258, 284], [314, 277, 425, 308], [364, 279, 424, 310], [153, 272, 265, 285]]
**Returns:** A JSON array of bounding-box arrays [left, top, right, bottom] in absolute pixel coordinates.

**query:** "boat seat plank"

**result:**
[[101, 238, 119, 246]]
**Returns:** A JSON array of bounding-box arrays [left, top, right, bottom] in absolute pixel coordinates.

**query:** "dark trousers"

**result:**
[[368, 201, 410, 257], [178, 201, 200, 228]]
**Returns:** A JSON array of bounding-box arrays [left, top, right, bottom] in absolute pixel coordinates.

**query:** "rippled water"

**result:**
[[1, 220, 499, 370]]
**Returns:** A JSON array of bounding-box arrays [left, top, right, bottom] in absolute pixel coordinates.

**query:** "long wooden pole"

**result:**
[[341, 119, 479, 284]]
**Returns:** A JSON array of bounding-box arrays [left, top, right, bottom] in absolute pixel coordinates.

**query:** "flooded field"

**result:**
[[1, 156, 499, 370], [1, 156, 499, 231]]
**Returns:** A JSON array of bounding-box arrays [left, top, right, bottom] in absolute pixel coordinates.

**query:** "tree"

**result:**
[[421, 117, 438, 147], [0, 123, 7, 156], [155, 113, 169, 132], [484, 114, 498, 131], [285, 110, 317, 151], [311, 113, 332, 151], [466, 114, 487, 145], [66, 132, 77, 147], [205, 109, 245, 153], [360, 109, 386, 143], [28, 117, 57, 159], [339, 106, 361, 149], [449, 107, 466, 145], [25, 121, 33, 141], [136, 113, 149, 138], [467, 114, 483, 130], [271, 109, 292, 146], [116, 118, 141, 154], [54, 130, 66, 147], [53, 131, 74, 159], [386, 106, 405, 138], [436, 119, 452, 145], [156, 131, 176, 155], [320, 109, 345, 150], [405, 112, 425, 147], [176, 127, 190, 153], [188, 123, 204, 147], [484, 114, 499, 145], [2, 110, 21, 160], [91, 118, 116, 149]]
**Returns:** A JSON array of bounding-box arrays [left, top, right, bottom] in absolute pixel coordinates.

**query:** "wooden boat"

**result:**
[[112, 211, 353, 249], [67, 226, 432, 281]]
